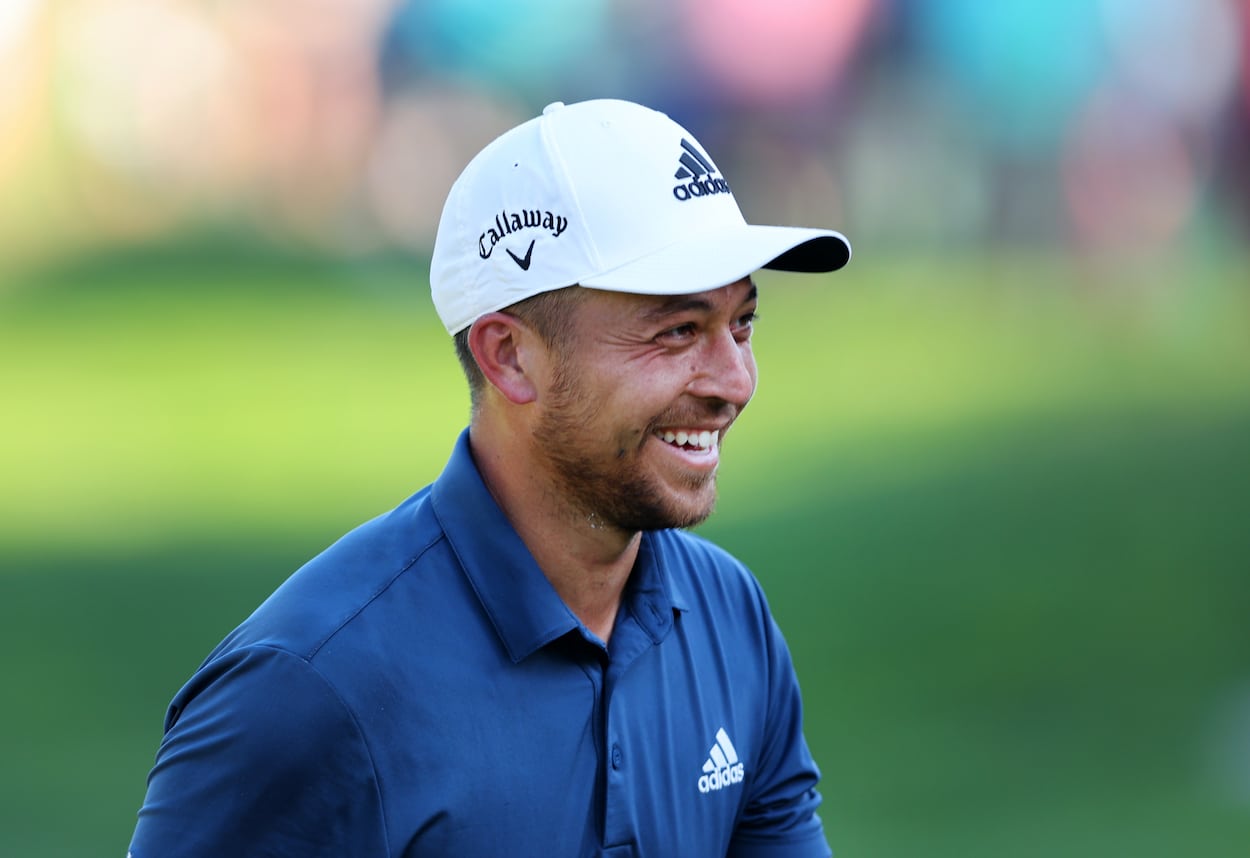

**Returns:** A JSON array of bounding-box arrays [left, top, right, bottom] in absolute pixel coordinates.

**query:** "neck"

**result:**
[[469, 417, 640, 643]]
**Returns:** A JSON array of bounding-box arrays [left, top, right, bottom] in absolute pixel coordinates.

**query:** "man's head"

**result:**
[[431, 99, 850, 531]]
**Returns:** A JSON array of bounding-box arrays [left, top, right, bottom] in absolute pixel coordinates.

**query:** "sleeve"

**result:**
[[128, 645, 388, 858], [729, 609, 832, 858]]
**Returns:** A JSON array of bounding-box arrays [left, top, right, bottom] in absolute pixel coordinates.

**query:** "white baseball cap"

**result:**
[[430, 99, 851, 335]]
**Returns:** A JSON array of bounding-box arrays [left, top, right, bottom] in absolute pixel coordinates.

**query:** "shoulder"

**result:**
[[209, 485, 456, 664], [138, 644, 388, 854], [166, 644, 357, 742], [161, 486, 463, 754]]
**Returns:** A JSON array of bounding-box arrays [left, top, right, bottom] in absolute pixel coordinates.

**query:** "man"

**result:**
[[129, 99, 850, 856]]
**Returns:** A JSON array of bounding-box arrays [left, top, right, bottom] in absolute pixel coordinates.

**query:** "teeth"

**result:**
[[657, 429, 719, 450]]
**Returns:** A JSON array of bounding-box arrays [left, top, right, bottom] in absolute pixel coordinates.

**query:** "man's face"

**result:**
[[531, 278, 759, 532]]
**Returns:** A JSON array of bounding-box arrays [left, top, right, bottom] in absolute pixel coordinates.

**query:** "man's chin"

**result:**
[[623, 486, 718, 532]]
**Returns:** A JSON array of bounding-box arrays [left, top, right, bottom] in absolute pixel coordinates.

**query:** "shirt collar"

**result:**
[[629, 530, 691, 643], [430, 429, 577, 662], [430, 428, 686, 661]]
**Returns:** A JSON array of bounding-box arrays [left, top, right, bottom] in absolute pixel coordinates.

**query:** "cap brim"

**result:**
[[578, 225, 850, 296]]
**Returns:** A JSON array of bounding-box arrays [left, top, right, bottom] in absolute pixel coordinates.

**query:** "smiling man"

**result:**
[[130, 99, 850, 857]]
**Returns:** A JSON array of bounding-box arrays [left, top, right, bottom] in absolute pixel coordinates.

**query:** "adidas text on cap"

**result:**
[[430, 99, 851, 335]]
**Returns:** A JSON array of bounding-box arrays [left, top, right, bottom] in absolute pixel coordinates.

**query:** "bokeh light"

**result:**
[[1243, 0, 1250, 114], [55, 0, 242, 189], [383, 0, 610, 91], [1063, 85, 1199, 252], [0, 0, 37, 59], [1100, 0, 1242, 125], [840, 74, 992, 249], [0, 0, 42, 194], [678, 0, 875, 105], [911, 0, 1106, 152], [365, 88, 524, 250]]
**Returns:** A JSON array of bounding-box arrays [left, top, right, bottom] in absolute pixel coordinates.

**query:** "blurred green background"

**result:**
[[3, 1, 1250, 856]]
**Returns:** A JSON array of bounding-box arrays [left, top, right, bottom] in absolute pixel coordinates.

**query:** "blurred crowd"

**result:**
[[0, 0, 1247, 269]]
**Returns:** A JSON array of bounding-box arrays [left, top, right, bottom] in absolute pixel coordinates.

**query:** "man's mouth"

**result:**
[[654, 429, 719, 451]]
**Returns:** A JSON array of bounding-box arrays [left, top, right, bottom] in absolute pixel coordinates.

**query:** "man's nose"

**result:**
[[688, 329, 757, 406]]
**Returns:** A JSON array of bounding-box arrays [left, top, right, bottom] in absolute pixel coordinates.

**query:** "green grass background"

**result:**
[[2, 245, 1249, 856]]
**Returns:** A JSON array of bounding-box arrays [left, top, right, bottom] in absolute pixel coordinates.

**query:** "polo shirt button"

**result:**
[[611, 744, 623, 770]]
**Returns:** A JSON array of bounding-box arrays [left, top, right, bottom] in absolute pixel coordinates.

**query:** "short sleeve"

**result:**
[[128, 645, 387, 857], [728, 613, 832, 858]]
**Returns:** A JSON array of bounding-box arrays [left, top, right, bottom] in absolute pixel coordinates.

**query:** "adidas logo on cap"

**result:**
[[672, 138, 731, 202], [697, 727, 745, 793]]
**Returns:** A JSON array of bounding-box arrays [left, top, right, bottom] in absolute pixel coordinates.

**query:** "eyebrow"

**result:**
[[638, 283, 758, 323]]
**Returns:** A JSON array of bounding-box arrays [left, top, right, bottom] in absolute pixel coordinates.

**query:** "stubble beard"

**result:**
[[534, 363, 720, 534]]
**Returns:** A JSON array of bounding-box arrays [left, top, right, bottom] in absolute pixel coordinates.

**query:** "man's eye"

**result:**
[[661, 323, 697, 340], [734, 312, 759, 334]]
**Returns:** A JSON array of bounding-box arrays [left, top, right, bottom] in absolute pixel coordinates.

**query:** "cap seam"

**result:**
[[539, 111, 602, 276]]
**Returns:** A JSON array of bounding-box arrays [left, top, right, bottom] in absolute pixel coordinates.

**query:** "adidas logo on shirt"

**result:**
[[672, 138, 731, 202], [697, 727, 745, 794]]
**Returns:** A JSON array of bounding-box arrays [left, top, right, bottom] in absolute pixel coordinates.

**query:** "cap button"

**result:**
[[542, 101, 565, 115]]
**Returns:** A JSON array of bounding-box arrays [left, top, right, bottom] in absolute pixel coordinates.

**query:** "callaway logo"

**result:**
[[506, 240, 535, 270], [672, 138, 731, 202], [478, 208, 568, 270]]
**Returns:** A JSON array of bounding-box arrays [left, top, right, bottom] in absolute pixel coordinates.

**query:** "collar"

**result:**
[[429, 428, 686, 662]]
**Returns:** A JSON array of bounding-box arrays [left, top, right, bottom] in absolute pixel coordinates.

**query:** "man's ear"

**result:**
[[467, 313, 539, 405]]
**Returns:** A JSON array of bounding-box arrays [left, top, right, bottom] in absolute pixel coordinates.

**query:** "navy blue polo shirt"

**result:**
[[131, 430, 830, 857]]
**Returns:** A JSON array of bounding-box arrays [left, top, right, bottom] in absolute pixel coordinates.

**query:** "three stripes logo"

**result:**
[[697, 727, 746, 794], [672, 138, 732, 202]]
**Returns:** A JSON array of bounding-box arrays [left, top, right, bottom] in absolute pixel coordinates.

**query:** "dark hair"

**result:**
[[453, 286, 587, 413]]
